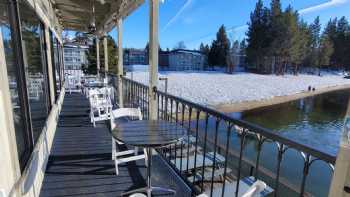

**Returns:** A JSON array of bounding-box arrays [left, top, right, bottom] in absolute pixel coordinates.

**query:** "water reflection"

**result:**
[[238, 89, 350, 156]]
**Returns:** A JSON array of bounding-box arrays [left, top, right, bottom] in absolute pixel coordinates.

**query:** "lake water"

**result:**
[[236, 88, 350, 156], [227, 89, 350, 196]]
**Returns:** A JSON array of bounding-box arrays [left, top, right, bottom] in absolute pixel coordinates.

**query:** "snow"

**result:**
[[125, 67, 350, 106]]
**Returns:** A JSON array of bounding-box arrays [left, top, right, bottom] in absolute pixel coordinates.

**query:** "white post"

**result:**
[[149, 0, 159, 120], [96, 37, 100, 76], [117, 18, 124, 107], [104, 35, 108, 73], [329, 100, 350, 197]]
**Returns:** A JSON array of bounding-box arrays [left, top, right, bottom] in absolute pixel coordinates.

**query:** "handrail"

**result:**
[[122, 75, 336, 164]]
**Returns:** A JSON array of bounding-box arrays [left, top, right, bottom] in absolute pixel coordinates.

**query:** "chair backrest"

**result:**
[[110, 108, 142, 130], [241, 180, 267, 197]]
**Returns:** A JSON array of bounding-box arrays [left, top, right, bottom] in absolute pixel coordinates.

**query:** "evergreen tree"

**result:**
[[239, 39, 247, 56], [270, 0, 288, 75], [86, 36, 118, 75], [335, 17, 350, 68], [174, 41, 186, 50], [319, 33, 334, 69], [246, 0, 271, 72], [208, 25, 230, 67], [307, 16, 321, 71], [323, 18, 338, 66]]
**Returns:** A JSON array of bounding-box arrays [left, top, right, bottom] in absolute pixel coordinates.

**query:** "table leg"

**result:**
[[147, 147, 152, 197], [122, 147, 176, 197]]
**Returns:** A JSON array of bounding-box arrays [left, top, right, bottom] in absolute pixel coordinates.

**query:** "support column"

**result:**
[[149, 0, 159, 120], [329, 99, 350, 197], [103, 35, 108, 73], [117, 18, 123, 107], [96, 37, 100, 76]]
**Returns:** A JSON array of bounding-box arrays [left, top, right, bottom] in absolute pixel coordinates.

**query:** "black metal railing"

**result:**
[[108, 73, 336, 197]]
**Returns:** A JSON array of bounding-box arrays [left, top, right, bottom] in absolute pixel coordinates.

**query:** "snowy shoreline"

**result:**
[[126, 69, 350, 108]]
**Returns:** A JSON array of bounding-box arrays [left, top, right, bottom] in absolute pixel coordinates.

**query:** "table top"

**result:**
[[84, 82, 106, 88], [112, 120, 187, 147]]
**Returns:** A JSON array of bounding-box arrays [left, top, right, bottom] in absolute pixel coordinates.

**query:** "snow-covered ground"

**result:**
[[126, 65, 350, 106]]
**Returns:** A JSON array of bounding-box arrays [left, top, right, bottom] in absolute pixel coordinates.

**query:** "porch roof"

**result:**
[[52, 0, 144, 35]]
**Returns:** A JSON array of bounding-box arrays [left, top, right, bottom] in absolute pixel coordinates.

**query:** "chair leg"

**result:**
[[114, 159, 119, 175], [134, 147, 139, 156], [144, 148, 148, 167], [112, 138, 116, 160]]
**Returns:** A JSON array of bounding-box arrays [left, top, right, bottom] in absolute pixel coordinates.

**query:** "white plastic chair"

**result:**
[[89, 90, 112, 127], [110, 108, 147, 175]]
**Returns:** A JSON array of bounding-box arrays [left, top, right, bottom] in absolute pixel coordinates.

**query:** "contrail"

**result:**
[[162, 0, 193, 32], [299, 0, 348, 15]]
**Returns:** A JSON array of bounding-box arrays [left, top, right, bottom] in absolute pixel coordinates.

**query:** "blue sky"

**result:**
[[105, 0, 350, 50]]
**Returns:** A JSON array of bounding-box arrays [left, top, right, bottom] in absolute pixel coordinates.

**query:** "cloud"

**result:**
[[299, 0, 348, 15], [162, 0, 193, 32]]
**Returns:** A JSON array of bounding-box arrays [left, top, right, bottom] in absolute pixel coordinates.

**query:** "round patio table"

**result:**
[[111, 120, 187, 197], [84, 82, 106, 89]]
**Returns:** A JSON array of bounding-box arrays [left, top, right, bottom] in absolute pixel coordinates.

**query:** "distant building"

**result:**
[[124, 48, 147, 65], [63, 42, 89, 81], [161, 49, 206, 71]]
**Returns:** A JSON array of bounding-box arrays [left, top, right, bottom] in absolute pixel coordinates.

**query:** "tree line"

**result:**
[[199, 0, 350, 75]]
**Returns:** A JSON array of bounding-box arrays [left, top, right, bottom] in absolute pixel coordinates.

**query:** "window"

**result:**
[[1, 0, 33, 170], [50, 31, 61, 101], [19, 1, 50, 142]]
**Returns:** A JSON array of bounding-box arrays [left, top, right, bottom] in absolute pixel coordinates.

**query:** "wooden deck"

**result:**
[[39, 93, 191, 197]]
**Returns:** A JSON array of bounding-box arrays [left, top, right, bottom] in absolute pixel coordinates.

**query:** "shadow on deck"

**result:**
[[40, 93, 191, 197]]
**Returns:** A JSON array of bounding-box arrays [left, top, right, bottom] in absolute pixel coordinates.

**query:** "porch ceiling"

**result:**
[[52, 0, 144, 35]]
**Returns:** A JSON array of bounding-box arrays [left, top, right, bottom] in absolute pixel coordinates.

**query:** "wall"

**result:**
[[0, 0, 64, 196]]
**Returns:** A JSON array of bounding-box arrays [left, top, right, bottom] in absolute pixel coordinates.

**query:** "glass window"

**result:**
[[19, 1, 49, 142], [50, 32, 61, 100], [0, 0, 32, 170]]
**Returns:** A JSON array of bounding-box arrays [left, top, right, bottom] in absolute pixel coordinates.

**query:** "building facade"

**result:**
[[123, 48, 147, 65], [63, 43, 89, 84], [165, 49, 206, 71]]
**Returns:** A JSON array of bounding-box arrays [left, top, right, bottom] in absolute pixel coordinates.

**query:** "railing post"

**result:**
[[329, 99, 350, 197], [148, 0, 159, 120], [103, 35, 108, 74], [96, 37, 100, 77], [117, 18, 123, 107]]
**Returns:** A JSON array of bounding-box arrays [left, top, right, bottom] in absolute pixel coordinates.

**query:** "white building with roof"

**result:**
[[166, 49, 206, 71], [63, 43, 89, 83]]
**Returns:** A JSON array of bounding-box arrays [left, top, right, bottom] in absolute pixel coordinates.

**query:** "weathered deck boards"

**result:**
[[40, 93, 191, 197]]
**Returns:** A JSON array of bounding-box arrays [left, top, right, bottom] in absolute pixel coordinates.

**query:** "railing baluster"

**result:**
[[192, 110, 201, 184], [254, 135, 265, 181], [180, 103, 186, 173], [300, 153, 311, 197], [210, 118, 221, 197], [201, 113, 209, 193], [274, 143, 286, 197], [235, 128, 247, 197], [221, 123, 232, 197], [174, 101, 179, 165], [186, 107, 193, 175], [157, 94, 160, 120]]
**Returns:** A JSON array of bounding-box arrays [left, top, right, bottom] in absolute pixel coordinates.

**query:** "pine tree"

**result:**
[[335, 17, 350, 68], [270, 0, 288, 75], [208, 25, 230, 67], [307, 16, 321, 72], [323, 18, 338, 66], [239, 39, 247, 56], [86, 36, 118, 74], [319, 33, 334, 69], [246, 0, 271, 72]]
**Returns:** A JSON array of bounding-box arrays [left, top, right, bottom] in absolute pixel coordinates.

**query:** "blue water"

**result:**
[[186, 89, 350, 196]]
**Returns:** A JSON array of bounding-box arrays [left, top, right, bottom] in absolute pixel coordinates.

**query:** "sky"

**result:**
[[103, 0, 350, 50]]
